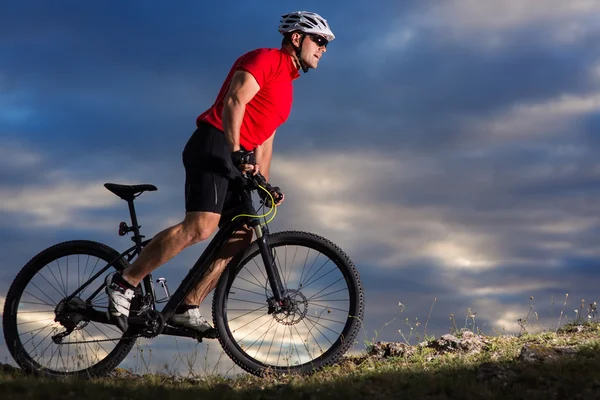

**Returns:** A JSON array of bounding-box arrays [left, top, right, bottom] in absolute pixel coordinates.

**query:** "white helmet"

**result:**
[[278, 11, 335, 42]]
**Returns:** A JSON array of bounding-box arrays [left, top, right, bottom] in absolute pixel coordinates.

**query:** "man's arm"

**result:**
[[255, 131, 275, 181], [256, 131, 285, 206], [222, 70, 260, 152]]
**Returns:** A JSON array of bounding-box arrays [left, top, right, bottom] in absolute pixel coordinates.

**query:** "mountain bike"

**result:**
[[2, 172, 364, 378]]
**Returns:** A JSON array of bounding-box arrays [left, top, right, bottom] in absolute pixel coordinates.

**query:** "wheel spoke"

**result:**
[[304, 315, 344, 334], [302, 265, 338, 290], [241, 267, 266, 290], [298, 249, 316, 290], [300, 258, 331, 290], [250, 258, 268, 283], [17, 317, 55, 326], [229, 305, 269, 326], [27, 281, 57, 307], [19, 300, 53, 307], [236, 275, 266, 290], [230, 285, 267, 298], [308, 284, 346, 302], [23, 290, 55, 308], [265, 321, 280, 364], [49, 261, 67, 296], [36, 270, 66, 299], [307, 302, 349, 313], [242, 317, 277, 352], [303, 317, 331, 348], [56, 259, 67, 298], [228, 298, 268, 306]]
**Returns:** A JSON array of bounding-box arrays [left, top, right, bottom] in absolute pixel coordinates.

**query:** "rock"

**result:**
[[561, 324, 585, 333], [518, 344, 577, 363], [430, 330, 489, 354], [435, 334, 462, 352], [369, 341, 415, 358], [458, 330, 490, 354], [107, 367, 141, 379]]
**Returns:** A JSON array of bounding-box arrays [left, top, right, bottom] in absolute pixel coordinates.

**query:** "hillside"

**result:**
[[2, 322, 599, 400]]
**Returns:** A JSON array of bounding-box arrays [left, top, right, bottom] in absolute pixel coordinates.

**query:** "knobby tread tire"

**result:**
[[2, 240, 138, 379], [212, 230, 365, 376]]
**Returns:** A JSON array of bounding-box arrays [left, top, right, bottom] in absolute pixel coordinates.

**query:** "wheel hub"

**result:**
[[55, 297, 87, 330], [273, 289, 308, 325]]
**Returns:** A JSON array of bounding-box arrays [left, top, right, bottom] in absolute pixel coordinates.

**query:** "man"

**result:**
[[105, 11, 335, 333]]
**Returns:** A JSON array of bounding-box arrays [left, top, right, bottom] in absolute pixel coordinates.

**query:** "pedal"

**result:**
[[202, 328, 219, 339], [166, 324, 218, 342], [193, 327, 219, 342]]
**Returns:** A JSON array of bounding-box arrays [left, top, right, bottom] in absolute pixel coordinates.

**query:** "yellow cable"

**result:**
[[231, 184, 277, 225]]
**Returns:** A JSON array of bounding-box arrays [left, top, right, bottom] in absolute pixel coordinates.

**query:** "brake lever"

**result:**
[[250, 172, 282, 208], [261, 187, 283, 208]]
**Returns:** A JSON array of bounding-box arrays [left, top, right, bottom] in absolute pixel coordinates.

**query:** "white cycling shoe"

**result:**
[[105, 272, 135, 332], [170, 308, 213, 333]]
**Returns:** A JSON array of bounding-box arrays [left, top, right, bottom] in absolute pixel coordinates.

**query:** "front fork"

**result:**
[[252, 223, 285, 303]]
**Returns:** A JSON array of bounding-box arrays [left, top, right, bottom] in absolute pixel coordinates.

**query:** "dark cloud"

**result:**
[[277, 21, 600, 153]]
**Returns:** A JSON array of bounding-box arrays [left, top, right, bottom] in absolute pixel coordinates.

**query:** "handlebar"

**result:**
[[244, 171, 283, 208]]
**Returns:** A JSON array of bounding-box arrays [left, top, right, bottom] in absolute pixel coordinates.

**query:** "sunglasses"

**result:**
[[309, 34, 329, 48]]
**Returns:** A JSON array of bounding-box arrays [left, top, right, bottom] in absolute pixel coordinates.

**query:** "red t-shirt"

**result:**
[[197, 48, 300, 150]]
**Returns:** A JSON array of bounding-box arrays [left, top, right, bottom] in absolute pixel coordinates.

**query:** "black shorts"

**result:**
[[182, 122, 243, 216]]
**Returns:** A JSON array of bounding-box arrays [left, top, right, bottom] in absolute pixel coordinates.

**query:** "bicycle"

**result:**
[[2, 171, 364, 378]]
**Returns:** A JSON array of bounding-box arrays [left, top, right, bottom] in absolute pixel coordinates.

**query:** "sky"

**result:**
[[1, 0, 600, 376]]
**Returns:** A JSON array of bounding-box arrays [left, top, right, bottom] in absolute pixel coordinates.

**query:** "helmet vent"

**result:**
[[304, 16, 318, 26]]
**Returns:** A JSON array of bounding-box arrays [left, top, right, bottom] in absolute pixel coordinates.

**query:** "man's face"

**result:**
[[299, 34, 328, 69]]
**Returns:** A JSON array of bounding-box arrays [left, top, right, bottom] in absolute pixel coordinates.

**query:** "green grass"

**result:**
[[3, 321, 600, 400]]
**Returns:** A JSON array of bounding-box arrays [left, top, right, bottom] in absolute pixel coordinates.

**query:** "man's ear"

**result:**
[[291, 32, 303, 47]]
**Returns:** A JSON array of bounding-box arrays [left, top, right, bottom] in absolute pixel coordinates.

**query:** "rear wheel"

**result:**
[[2, 240, 140, 378], [213, 231, 364, 376]]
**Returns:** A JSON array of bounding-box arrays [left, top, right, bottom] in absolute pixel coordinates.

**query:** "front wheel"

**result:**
[[212, 231, 365, 376]]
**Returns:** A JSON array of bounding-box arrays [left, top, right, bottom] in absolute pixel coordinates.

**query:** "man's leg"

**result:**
[[167, 226, 253, 333], [182, 226, 254, 306], [121, 211, 221, 287], [105, 210, 222, 331]]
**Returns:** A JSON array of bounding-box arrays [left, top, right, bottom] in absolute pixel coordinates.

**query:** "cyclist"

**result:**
[[105, 11, 335, 333]]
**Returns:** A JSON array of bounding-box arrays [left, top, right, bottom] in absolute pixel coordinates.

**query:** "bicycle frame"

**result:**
[[69, 177, 286, 338]]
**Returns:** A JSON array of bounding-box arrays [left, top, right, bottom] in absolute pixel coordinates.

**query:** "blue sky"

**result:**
[[2, 0, 600, 375]]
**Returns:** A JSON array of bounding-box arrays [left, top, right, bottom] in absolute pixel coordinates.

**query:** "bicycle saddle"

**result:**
[[104, 183, 157, 200]]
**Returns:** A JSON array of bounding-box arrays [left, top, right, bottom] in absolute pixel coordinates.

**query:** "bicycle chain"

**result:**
[[58, 334, 143, 345]]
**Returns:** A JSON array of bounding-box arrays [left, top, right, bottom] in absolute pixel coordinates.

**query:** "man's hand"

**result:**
[[273, 191, 285, 206], [231, 149, 259, 175], [239, 163, 260, 175], [259, 185, 285, 207]]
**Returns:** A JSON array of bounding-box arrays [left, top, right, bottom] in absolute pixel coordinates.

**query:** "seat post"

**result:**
[[126, 199, 143, 247]]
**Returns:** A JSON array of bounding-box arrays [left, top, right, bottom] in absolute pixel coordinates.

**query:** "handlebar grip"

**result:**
[[252, 171, 269, 188], [250, 172, 282, 207]]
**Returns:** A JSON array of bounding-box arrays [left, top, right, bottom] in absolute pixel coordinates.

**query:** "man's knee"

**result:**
[[181, 212, 221, 244]]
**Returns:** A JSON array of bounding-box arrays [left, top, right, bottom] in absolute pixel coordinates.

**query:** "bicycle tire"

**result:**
[[2, 240, 139, 378], [212, 230, 364, 376]]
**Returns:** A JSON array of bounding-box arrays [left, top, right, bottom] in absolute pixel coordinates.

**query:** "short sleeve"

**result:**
[[236, 49, 277, 88]]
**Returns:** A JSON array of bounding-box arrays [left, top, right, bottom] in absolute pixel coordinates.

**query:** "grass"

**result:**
[[2, 296, 600, 399]]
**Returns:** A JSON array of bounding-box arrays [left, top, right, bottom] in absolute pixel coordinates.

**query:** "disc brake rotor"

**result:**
[[273, 289, 308, 325]]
